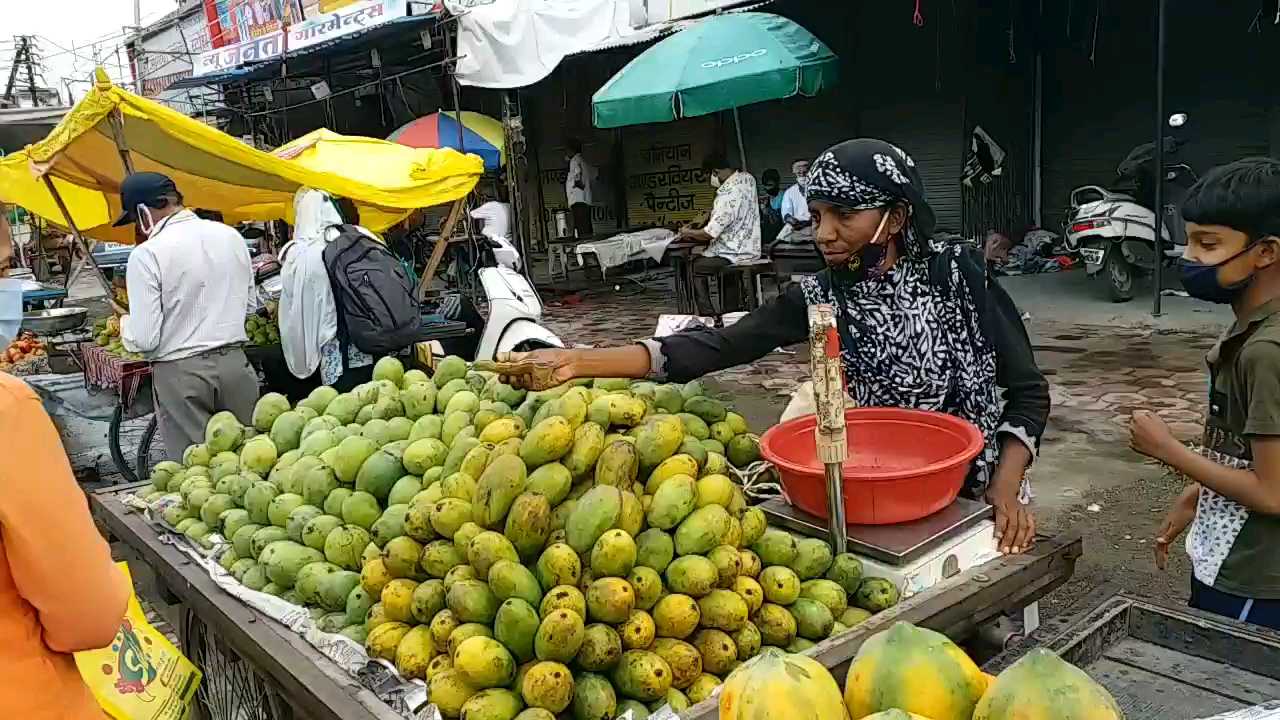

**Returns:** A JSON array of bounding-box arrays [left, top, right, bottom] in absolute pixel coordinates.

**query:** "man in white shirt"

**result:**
[[469, 186, 520, 271], [565, 137, 594, 238], [113, 172, 258, 461], [776, 158, 814, 247], [677, 152, 761, 316]]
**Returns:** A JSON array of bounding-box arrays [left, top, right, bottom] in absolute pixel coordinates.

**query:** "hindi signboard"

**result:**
[[193, 30, 285, 76], [624, 117, 715, 228], [289, 0, 407, 52]]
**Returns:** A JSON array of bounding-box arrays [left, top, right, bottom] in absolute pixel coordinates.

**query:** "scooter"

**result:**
[[427, 233, 563, 361], [1064, 116, 1197, 302]]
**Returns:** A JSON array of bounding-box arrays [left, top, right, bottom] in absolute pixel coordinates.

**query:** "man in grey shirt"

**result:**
[[114, 172, 259, 461]]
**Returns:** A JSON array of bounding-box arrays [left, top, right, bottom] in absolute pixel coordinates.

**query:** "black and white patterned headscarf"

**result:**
[[800, 138, 1003, 492]]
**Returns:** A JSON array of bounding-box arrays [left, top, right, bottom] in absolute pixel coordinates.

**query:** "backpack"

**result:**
[[323, 225, 423, 359]]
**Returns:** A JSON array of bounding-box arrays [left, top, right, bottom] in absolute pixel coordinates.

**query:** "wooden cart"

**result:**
[[90, 481, 1081, 720], [983, 588, 1280, 719]]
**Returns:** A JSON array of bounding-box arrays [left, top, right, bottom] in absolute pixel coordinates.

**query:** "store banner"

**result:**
[[193, 30, 285, 76], [289, 0, 408, 52], [624, 117, 716, 228]]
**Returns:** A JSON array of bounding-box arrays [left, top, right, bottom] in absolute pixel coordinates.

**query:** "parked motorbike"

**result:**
[[428, 232, 562, 361], [1064, 116, 1197, 302]]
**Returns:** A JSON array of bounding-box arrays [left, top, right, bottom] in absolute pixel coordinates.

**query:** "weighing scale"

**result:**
[[781, 304, 1001, 598]]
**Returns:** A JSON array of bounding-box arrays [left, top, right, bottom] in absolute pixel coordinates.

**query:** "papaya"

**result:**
[[972, 647, 1123, 720], [719, 648, 847, 720], [844, 621, 988, 720]]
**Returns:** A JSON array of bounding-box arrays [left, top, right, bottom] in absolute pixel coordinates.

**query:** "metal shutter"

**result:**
[[860, 99, 965, 233]]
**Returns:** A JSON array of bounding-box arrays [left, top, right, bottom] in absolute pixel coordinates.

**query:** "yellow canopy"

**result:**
[[0, 70, 483, 244]]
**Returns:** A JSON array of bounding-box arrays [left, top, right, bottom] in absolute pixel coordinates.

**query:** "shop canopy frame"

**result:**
[[0, 70, 483, 294]]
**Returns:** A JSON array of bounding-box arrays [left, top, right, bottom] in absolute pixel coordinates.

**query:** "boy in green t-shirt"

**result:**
[[1132, 157, 1280, 628]]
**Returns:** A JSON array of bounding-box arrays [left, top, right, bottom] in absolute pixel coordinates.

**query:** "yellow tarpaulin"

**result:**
[[0, 70, 483, 244]]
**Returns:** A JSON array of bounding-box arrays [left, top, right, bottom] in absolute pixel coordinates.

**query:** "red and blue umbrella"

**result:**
[[388, 111, 505, 172]]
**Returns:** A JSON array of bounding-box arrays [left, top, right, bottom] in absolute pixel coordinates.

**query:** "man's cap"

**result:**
[[112, 172, 179, 226]]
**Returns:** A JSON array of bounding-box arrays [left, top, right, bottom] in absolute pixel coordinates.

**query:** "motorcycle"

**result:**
[[426, 232, 563, 361], [1064, 117, 1197, 302]]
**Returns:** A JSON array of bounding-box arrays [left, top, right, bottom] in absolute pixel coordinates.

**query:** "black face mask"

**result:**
[[1178, 241, 1262, 304]]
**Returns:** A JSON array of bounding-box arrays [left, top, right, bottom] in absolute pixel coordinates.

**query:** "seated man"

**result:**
[[678, 152, 761, 316], [777, 158, 814, 244], [470, 186, 520, 271]]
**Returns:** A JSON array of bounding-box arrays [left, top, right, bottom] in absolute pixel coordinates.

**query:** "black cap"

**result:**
[[113, 172, 179, 226]]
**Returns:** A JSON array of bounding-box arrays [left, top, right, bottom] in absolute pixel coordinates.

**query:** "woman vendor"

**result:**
[[495, 139, 1049, 554]]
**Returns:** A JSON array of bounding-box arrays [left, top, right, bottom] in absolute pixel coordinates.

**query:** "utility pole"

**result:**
[[25, 41, 38, 106], [3, 36, 28, 106]]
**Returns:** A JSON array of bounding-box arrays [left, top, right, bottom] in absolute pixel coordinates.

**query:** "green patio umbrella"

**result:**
[[592, 12, 838, 165]]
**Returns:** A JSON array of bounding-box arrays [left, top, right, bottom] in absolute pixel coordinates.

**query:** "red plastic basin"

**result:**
[[759, 407, 984, 525]]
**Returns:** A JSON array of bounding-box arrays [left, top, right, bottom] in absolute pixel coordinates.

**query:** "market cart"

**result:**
[[981, 588, 1280, 719], [89, 480, 1080, 720]]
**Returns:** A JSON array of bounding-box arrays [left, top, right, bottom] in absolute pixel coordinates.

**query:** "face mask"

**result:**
[[137, 204, 156, 236], [1178, 241, 1261, 304], [833, 208, 892, 283], [0, 279, 21, 348], [710, 174, 722, 189]]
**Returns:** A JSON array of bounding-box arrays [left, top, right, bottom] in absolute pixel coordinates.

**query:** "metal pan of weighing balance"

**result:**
[[760, 407, 983, 525]]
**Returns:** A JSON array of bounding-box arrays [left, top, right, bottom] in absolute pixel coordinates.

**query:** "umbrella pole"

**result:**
[[733, 107, 748, 171], [40, 176, 114, 299], [108, 108, 136, 174], [417, 198, 466, 299]]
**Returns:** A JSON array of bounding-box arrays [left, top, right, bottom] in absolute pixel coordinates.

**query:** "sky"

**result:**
[[3, 0, 179, 102]]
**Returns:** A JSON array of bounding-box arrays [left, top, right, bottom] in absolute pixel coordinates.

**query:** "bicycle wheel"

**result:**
[[108, 405, 140, 484], [136, 415, 164, 481]]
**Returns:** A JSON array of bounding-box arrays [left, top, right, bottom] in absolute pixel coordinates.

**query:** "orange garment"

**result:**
[[0, 372, 129, 719]]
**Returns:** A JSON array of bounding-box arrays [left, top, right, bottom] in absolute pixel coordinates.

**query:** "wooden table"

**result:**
[[90, 483, 402, 720], [684, 531, 1083, 720]]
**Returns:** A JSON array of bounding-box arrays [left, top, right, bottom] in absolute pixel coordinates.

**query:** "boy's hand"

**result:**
[[1130, 410, 1182, 464], [1155, 484, 1200, 570]]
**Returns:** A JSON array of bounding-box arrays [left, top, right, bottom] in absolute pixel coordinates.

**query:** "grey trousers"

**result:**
[[152, 346, 259, 462]]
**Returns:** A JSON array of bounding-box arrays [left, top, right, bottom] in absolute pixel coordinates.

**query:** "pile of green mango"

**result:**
[[139, 355, 901, 720]]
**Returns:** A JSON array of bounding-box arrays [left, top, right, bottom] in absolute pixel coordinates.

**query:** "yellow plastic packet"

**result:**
[[75, 562, 202, 720]]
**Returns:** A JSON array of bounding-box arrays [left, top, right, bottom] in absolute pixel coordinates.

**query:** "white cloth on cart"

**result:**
[[278, 189, 341, 379], [445, 0, 634, 89], [575, 228, 676, 272]]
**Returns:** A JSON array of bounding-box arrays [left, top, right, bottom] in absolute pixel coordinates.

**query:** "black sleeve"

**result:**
[[986, 276, 1050, 452], [658, 282, 809, 383]]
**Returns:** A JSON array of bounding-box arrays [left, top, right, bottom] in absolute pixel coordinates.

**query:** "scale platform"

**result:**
[[760, 495, 993, 566]]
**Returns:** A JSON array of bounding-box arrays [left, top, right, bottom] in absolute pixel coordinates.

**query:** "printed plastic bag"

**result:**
[[75, 562, 202, 720]]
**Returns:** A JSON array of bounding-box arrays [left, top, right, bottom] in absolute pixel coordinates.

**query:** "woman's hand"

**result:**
[[1155, 484, 1199, 570], [491, 350, 578, 391], [1130, 410, 1181, 464], [986, 481, 1035, 555]]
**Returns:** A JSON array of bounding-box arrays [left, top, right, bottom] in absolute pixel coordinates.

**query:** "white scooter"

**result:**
[[1064, 116, 1197, 302], [427, 235, 562, 361]]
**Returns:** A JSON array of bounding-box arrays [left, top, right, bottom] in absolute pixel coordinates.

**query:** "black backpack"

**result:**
[[323, 225, 423, 359]]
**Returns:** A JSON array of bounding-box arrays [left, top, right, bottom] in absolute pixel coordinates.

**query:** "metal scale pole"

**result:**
[[807, 304, 848, 554]]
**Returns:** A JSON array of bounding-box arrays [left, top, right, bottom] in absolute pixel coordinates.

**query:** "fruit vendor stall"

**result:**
[[86, 353, 1083, 720]]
